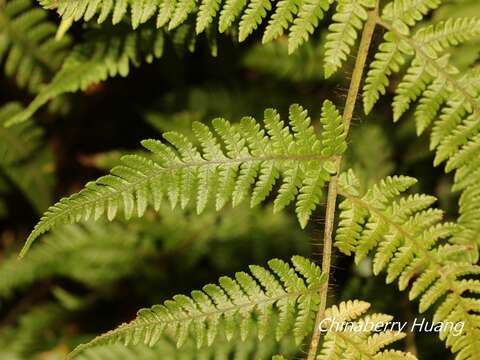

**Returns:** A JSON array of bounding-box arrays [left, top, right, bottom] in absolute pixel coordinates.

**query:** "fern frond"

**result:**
[[317, 299, 417, 360], [0, 0, 71, 92], [323, 0, 374, 78], [365, 14, 480, 115], [66, 256, 326, 358], [415, 17, 480, 54], [157, 0, 177, 27], [6, 24, 165, 126], [335, 170, 480, 360], [21, 101, 347, 255]]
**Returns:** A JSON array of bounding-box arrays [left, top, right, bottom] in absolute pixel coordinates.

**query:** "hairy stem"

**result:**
[[306, 4, 379, 359]]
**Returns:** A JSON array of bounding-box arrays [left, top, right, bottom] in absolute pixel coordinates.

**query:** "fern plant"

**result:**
[[2, 0, 480, 359]]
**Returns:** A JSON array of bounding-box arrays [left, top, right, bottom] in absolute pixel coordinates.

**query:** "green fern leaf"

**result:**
[[66, 256, 326, 358], [21, 102, 346, 255], [72, 330, 297, 360], [335, 170, 480, 360], [0, 103, 54, 213], [131, 0, 159, 29], [0, 223, 139, 298]]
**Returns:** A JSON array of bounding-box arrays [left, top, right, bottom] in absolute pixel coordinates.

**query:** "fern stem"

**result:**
[[306, 4, 379, 359]]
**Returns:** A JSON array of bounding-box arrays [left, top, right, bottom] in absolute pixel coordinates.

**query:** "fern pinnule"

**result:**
[[287, 0, 332, 54], [362, 31, 412, 115], [21, 101, 347, 256], [381, 0, 442, 35], [66, 256, 326, 358], [196, 0, 222, 33], [238, 0, 271, 42], [323, 0, 375, 78], [37, 0, 333, 52], [262, 0, 299, 44]]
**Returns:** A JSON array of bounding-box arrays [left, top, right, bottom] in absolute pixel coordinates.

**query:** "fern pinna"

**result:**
[[336, 170, 480, 360], [68, 256, 326, 358], [21, 101, 346, 255], [66, 257, 414, 360]]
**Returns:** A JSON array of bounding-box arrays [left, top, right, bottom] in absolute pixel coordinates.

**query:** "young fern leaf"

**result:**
[[0, 0, 71, 92], [6, 24, 165, 127], [21, 101, 347, 256], [335, 170, 480, 360], [218, 0, 247, 33], [318, 300, 417, 360], [323, 0, 375, 78], [66, 256, 326, 359]]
